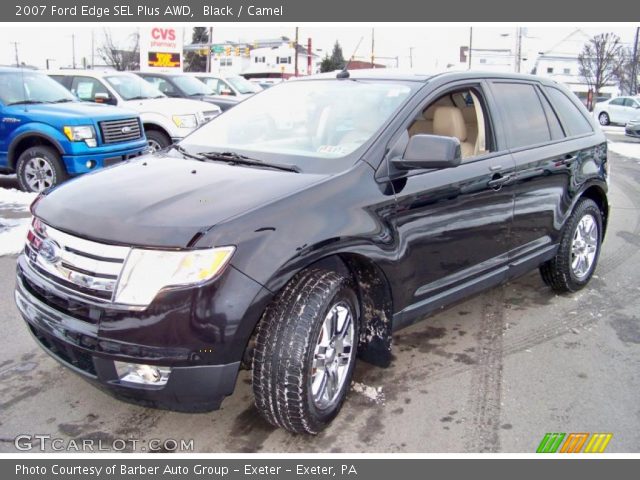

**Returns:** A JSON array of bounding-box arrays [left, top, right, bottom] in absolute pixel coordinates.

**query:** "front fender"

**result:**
[[8, 123, 67, 166]]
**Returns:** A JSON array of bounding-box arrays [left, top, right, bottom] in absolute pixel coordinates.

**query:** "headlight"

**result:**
[[63, 125, 96, 147], [114, 246, 235, 306], [172, 114, 198, 129]]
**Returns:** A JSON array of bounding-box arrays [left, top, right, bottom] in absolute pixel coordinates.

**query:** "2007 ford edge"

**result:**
[[15, 70, 609, 434]]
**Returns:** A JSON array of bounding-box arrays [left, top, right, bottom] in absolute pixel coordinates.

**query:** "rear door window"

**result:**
[[545, 87, 593, 136], [491, 82, 551, 149]]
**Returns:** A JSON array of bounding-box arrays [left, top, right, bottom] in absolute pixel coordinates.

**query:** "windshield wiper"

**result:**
[[7, 100, 44, 106], [199, 151, 300, 173], [49, 98, 74, 103], [127, 95, 152, 100], [167, 144, 208, 161]]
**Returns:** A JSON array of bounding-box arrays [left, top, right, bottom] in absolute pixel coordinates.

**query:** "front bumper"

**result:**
[[14, 254, 271, 412], [625, 125, 640, 137], [62, 142, 148, 175]]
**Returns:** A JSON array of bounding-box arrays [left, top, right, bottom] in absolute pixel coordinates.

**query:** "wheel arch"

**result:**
[[579, 183, 609, 238], [8, 133, 64, 169], [243, 251, 395, 369]]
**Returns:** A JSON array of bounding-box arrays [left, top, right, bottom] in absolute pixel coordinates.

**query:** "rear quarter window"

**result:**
[[491, 82, 551, 149], [545, 87, 594, 136]]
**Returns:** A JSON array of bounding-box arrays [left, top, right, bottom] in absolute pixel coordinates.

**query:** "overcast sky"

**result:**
[[0, 25, 637, 72]]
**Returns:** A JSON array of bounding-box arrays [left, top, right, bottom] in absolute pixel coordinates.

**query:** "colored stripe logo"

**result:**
[[537, 433, 612, 453]]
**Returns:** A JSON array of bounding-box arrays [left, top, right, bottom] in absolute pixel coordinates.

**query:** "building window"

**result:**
[[479, 58, 487, 64], [276, 56, 291, 65], [547, 67, 554, 74], [563, 68, 571, 75], [220, 57, 233, 67]]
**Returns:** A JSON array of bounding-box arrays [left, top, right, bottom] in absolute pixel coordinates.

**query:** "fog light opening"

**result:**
[[85, 160, 97, 169], [114, 361, 171, 386]]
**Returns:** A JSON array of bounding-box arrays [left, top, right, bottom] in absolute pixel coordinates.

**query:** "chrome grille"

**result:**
[[25, 218, 129, 302], [99, 118, 142, 144]]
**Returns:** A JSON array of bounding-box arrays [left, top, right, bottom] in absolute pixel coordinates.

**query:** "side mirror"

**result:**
[[392, 134, 462, 170]]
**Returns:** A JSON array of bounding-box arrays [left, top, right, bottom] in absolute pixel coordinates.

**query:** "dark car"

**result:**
[[15, 70, 609, 434], [134, 72, 240, 112]]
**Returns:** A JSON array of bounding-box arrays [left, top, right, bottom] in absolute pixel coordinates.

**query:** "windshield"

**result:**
[[182, 79, 415, 163], [105, 74, 164, 100], [226, 76, 261, 94], [0, 71, 76, 105], [171, 75, 214, 96]]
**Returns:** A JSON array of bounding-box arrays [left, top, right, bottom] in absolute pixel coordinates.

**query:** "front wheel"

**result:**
[[598, 112, 610, 126], [145, 130, 171, 152], [252, 269, 359, 434], [540, 199, 603, 292], [16, 146, 68, 192]]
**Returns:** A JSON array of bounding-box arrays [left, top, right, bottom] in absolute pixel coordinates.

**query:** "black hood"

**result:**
[[34, 155, 323, 248]]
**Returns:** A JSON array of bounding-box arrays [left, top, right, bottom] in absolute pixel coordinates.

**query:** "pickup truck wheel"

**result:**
[[252, 269, 359, 434], [540, 199, 602, 292], [16, 146, 68, 193], [145, 130, 170, 152]]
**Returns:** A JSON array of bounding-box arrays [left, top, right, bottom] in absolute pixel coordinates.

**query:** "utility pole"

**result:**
[[409, 47, 414, 68], [46, 58, 55, 70], [468, 27, 473, 70], [91, 30, 95, 69], [10, 41, 19, 66], [632, 27, 639, 95], [294, 26, 299, 76], [515, 27, 523, 73], [71, 34, 76, 69], [371, 28, 375, 67], [206, 27, 213, 73]]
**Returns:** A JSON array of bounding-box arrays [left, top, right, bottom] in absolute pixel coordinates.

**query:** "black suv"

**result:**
[[134, 72, 240, 111], [15, 71, 609, 434]]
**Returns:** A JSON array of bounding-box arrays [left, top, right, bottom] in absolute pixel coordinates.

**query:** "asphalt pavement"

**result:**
[[0, 128, 639, 453]]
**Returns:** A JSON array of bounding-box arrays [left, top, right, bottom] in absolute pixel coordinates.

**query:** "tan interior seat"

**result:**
[[432, 106, 475, 158]]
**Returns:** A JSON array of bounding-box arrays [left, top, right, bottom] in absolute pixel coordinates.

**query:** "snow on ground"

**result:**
[[0, 188, 35, 256], [608, 140, 640, 159], [0, 217, 29, 256], [0, 188, 37, 211]]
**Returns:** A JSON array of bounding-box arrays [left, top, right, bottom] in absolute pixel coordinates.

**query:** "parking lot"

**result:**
[[0, 126, 639, 453]]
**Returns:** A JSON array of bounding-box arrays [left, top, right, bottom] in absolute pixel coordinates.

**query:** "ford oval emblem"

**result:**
[[121, 126, 132, 134], [39, 238, 61, 264]]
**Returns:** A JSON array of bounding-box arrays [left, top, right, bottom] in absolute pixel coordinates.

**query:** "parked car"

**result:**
[[16, 70, 609, 434], [135, 72, 239, 112], [49, 71, 220, 151], [625, 117, 640, 138], [195, 73, 262, 99], [0, 67, 147, 192], [593, 95, 640, 126]]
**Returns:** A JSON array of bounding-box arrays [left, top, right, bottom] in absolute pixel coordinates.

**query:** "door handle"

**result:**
[[563, 154, 578, 165], [488, 173, 512, 189]]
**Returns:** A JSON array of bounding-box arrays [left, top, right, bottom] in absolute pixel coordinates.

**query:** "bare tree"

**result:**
[[614, 47, 638, 95], [98, 29, 140, 71], [578, 33, 624, 105]]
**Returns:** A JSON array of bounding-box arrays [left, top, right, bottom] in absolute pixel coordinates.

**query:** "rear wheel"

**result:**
[[540, 199, 603, 292], [598, 112, 610, 126], [252, 269, 359, 434], [16, 145, 68, 192], [145, 129, 171, 152]]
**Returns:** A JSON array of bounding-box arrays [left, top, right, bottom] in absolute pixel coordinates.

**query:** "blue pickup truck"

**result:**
[[0, 67, 148, 192]]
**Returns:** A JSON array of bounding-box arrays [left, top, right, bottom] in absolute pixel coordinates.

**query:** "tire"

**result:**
[[16, 145, 68, 193], [252, 269, 360, 434], [145, 129, 171, 152], [598, 112, 610, 126], [540, 199, 603, 293]]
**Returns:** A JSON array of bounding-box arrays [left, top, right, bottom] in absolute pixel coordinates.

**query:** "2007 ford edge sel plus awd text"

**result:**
[[15, 70, 609, 434]]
